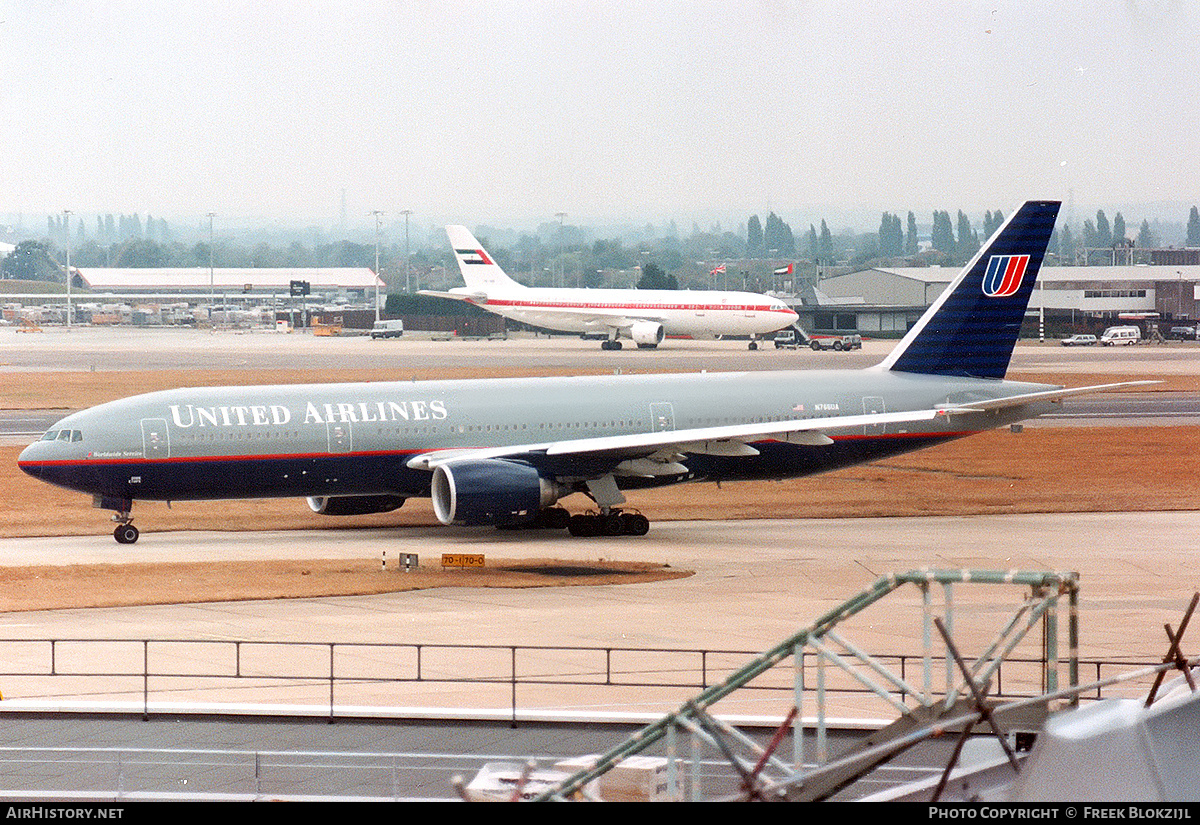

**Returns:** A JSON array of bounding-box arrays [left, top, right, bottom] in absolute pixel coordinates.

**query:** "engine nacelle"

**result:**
[[629, 320, 665, 348], [306, 495, 406, 516], [431, 459, 563, 527]]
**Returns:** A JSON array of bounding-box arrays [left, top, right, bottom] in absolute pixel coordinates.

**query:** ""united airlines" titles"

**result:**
[[169, 399, 449, 429]]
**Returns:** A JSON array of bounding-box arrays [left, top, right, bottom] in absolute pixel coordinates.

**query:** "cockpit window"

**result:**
[[39, 429, 81, 442]]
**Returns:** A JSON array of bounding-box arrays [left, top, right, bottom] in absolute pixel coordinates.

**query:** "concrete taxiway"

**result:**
[[0, 513, 1194, 671], [4, 323, 1200, 375]]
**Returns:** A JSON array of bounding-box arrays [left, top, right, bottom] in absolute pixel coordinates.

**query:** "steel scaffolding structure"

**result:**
[[540, 568, 1083, 801]]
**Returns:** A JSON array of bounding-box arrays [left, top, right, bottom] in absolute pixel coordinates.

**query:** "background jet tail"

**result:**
[[880, 200, 1061, 379], [446, 225, 525, 291]]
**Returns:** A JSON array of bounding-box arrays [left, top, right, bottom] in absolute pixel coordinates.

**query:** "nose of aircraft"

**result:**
[[17, 441, 44, 478]]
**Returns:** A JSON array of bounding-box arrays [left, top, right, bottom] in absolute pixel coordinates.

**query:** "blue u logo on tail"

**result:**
[[982, 255, 1030, 298]]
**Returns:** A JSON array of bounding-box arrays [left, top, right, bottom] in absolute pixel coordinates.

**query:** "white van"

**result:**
[[370, 319, 404, 339], [1100, 325, 1140, 346]]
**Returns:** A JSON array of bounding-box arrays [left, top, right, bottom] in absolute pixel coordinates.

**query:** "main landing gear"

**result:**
[[563, 475, 649, 536], [512, 506, 651, 537], [601, 329, 623, 350], [567, 509, 650, 537]]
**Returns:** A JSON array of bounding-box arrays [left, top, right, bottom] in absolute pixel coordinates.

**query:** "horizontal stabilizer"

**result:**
[[940, 381, 1160, 413], [418, 289, 489, 304]]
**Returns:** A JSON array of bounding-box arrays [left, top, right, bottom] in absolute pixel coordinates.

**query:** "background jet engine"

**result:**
[[431, 459, 564, 526], [306, 495, 407, 516], [629, 320, 665, 348]]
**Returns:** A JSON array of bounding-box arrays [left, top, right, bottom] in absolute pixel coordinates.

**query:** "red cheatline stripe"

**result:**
[[483, 299, 795, 313]]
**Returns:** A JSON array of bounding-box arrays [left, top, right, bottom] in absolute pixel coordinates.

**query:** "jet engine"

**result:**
[[306, 495, 407, 516], [431, 459, 564, 527], [629, 320, 665, 348]]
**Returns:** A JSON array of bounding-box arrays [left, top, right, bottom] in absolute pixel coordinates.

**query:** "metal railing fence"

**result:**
[[0, 637, 1160, 721]]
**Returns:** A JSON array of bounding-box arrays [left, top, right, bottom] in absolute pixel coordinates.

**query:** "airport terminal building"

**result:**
[[1, 266, 382, 327], [73, 267, 382, 302]]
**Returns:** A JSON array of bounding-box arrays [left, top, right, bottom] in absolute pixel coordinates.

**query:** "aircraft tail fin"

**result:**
[[879, 200, 1060, 379], [446, 226, 524, 291]]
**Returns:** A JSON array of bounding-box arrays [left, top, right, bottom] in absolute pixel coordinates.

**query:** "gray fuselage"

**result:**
[[18, 368, 1057, 505]]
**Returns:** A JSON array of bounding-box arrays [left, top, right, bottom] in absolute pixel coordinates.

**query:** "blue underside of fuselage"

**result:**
[[24, 432, 965, 503]]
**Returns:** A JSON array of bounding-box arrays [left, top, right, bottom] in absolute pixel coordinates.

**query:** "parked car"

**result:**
[[1061, 334, 1097, 346], [1169, 326, 1198, 340]]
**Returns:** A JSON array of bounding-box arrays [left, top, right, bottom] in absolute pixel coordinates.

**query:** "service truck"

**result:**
[[774, 327, 862, 352]]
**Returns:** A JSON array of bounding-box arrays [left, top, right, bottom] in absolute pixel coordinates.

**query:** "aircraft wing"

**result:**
[[406, 381, 1158, 475], [406, 407, 947, 472], [573, 310, 671, 329]]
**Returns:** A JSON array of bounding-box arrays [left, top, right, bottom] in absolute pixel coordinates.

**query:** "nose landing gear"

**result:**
[[113, 522, 140, 544], [98, 497, 139, 544]]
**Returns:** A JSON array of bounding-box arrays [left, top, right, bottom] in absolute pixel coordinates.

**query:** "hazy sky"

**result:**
[[3, 1, 1198, 231]]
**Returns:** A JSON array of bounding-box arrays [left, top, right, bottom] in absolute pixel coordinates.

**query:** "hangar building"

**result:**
[[799, 264, 1200, 336]]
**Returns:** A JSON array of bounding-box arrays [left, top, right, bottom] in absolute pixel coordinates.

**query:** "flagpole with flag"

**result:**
[[710, 263, 726, 289], [773, 262, 793, 293]]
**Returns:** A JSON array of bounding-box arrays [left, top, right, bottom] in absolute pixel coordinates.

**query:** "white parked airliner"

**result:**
[[420, 226, 799, 349]]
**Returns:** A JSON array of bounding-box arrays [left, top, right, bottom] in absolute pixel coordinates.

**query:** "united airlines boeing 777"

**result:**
[[19, 200, 1146, 543], [421, 226, 799, 349]]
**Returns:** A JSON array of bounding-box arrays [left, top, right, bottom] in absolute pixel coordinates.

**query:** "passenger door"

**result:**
[[140, 418, 170, 459], [649, 402, 676, 433], [862, 397, 886, 436], [327, 421, 353, 453]]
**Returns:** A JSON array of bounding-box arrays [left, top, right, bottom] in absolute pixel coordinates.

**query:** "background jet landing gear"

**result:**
[[600, 332, 623, 350], [567, 509, 650, 537]]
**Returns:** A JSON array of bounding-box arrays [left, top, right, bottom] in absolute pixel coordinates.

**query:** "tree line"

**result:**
[[6, 204, 1199, 291]]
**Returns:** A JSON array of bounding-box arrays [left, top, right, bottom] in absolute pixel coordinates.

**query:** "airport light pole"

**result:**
[[555, 212, 566, 288], [63, 210, 72, 330], [371, 210, 385, 322], [207, 213, 216, 334], [401, 209, 412, 292]]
